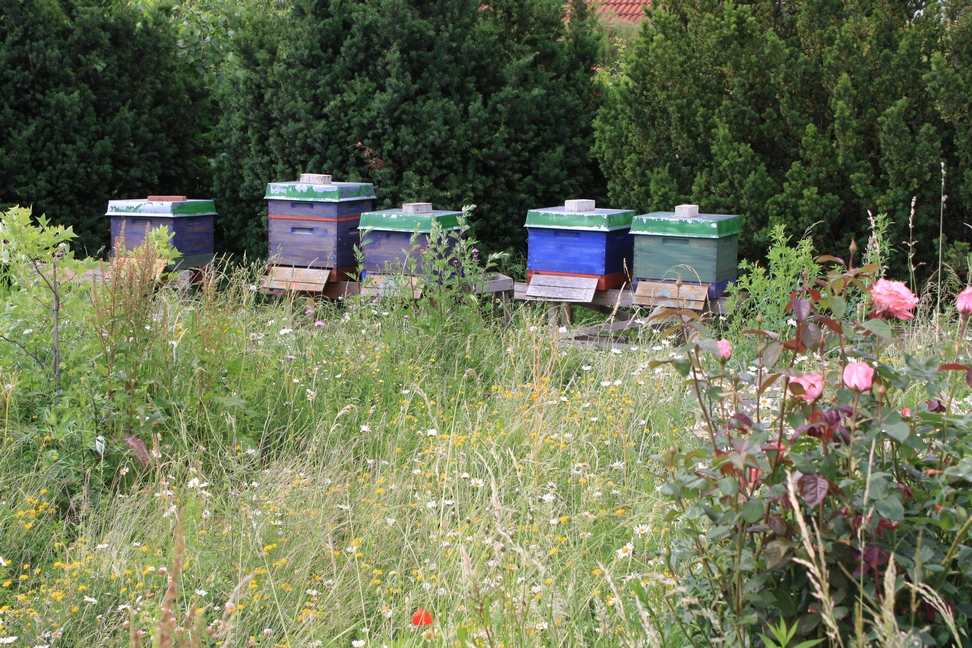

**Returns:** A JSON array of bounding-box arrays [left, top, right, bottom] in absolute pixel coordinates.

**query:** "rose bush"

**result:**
[[643, 254, 972, 647]]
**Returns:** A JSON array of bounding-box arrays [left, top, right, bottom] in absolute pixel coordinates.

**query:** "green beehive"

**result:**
[[630, 205, 741, 286]]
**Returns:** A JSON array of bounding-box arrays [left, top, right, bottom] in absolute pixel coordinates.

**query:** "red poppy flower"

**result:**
[[411, 608, 433, 626]]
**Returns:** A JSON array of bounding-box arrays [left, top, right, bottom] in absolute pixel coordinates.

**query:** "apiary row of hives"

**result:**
[[104, 174, 740, 304]]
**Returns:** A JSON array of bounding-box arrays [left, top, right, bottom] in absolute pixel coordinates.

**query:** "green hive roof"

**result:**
[[106, 199, 217, 217], [359, 208, 462, 233], [264, 180, 377, 202], [524, 205, 634, 231], [631, 212, 741, 238]]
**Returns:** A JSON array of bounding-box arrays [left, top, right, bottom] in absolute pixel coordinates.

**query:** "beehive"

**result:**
[[630, 205, 740, 295], [106, 196, 215, 270], [358, 203, 461, 274], [265, 174, 376, 272], [525, 199, 635, 291]]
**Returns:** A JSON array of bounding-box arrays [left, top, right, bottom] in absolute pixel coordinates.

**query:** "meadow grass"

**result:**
[[3, 249, 964, 647], [0, 261, 697, 647]]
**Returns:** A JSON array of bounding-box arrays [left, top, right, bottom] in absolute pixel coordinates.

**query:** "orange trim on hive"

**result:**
[[268, 215, 361, 223]]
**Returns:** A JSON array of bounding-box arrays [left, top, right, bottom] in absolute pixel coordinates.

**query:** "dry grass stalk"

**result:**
[[786, 473, 844, 648]]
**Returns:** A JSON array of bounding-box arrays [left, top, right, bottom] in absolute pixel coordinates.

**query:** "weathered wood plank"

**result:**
[[514, 281, 633, 307], [322, 281, 361, 300], [525, 274, 598, 302], [360, 274, 424, 299], [479, 273, 514, 293], [632, 280, 708, 310]]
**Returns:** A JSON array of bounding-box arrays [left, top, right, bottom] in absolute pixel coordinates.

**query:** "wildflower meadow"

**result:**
[[2, 204, 972, 648]]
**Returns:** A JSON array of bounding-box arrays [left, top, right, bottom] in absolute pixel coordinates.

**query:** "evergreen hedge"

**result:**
[[0, 0, 210, 255], [214, 0, 604, 258], [595, 0, 972, 279]]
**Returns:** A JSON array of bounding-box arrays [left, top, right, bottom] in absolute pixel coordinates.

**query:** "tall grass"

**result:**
[[0, 255, 696, 647], [1, 221, 965, 646]]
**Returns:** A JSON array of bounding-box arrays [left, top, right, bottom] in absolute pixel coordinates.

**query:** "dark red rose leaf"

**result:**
[[730, 413, 753, 430], [876, 518, 899, 539], [125, 434, 150, 468], [815, 316, 844, 335], [938, 363, 970, 372], [768, 514, 788, 537], [864, 546, 889, 570], [800, 322, 823, 351], [926, 399, 946, 413], [798, 474, 829, 508], [792, 298, 812, 322]]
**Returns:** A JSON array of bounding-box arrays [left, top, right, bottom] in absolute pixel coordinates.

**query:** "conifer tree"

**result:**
[[0, 0, 210, 254], [214, 0, 604, 256], [595, 0, 968, 278]]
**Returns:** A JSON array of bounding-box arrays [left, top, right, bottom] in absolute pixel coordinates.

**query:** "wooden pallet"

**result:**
[[524, 274, 599, 303], [632, 280, 709, 311], [260, 268, 513, 305], [259, 266, 355, 294]]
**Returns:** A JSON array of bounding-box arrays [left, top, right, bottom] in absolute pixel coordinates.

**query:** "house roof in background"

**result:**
[[594, 0, 650, 22]]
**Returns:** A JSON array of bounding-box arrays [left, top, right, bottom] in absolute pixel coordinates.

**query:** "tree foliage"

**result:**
[[0, 0, 211, 254], [214, 0, 604, 257], [595, 0, 972, 280]]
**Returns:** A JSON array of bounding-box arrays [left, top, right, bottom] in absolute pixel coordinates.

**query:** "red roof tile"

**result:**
[[594, 0, 650, 22]]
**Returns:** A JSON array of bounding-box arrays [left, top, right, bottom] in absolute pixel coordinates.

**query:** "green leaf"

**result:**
[[829, 294, 847, 319], [758, 633, 783, 648], [672, 357, 691, 377], [874, 497, 905, 522], [864, 318, 893, 340], [944, 458, 972, 481], [718, 476, 739, 496], [697, 337, 721, 358], [741, 499, 765, 523], [761, 341, 784, 370], [881, 419, 910, 443], [763, 539, 790, 570]]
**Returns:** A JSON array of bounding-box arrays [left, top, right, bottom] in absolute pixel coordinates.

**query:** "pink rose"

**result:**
[[789, 374, 824, 403], [870, 279, 918, 320], [843, 362, 874, 392], [957, 287, 972, 315], [717, 339, 732, 361]]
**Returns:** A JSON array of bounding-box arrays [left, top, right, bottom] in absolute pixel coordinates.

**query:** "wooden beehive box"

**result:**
[[265, 174, 376, 273], [630, 205, 740, 295], [358, 202, 461, 275], [525, 199, 634, 291], [106, 196, 215, 270]]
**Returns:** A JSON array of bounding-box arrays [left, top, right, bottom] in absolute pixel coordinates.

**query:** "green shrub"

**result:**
[[0, 0, 211, 254], [213, 0, 604, 258], [594, 0, 969, 282]]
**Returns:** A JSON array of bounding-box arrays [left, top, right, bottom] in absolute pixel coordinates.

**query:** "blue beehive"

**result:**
[[106, 195, 215, 269], [265, 174, 376, 272], [525, 199, 634, 290]]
